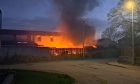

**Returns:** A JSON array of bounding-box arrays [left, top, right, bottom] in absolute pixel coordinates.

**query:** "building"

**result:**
[[0, 29, 60, 47], [96, 38, 117, 48], [0, 9, 84, 57]]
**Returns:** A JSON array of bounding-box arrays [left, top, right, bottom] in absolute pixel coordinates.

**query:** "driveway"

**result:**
[[0, 59, 140, 84]]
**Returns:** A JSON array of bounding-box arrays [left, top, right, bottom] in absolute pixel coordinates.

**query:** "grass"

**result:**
[[11, 70, 75, 84]]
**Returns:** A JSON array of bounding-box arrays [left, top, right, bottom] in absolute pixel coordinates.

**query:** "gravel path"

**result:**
[[0, 59, 140, 84]]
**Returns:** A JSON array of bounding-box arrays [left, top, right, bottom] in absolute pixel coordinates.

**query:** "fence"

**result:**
[[0, 46, 50, 64], [118, 47, 140, 65], [0, 47, 85, 64]]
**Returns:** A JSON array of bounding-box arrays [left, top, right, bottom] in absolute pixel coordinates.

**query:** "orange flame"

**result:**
[[34, 22, 96, 48], [34, 35, 83, 48]]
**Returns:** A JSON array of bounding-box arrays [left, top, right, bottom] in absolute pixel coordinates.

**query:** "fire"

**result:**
[[34, 35, 83, 48], [34, 22, 97, 48], [34, 35, 97, 48], [34, 34, 97, 48], [92, 45, 97, 48]]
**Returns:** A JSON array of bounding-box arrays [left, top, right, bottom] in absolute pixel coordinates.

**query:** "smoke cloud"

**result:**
[[54, 0, 99, 45]]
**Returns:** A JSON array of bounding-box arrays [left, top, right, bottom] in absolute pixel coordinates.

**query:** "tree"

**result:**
[[101, 27, 124, 42], [102, 0, 140, 42]]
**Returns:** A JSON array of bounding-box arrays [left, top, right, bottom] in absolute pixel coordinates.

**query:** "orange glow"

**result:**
[[34, 35, 83, 48], [34, 22, 97, 48], [34, 34, 97, 48], [92, 45, 97, 48]]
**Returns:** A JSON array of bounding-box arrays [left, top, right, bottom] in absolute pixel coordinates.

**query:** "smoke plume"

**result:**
[[54, 0, 99, 45]]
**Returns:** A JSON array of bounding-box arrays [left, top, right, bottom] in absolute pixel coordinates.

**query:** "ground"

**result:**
[[0, 59, 140, 84], [13, 70, 74, 84]]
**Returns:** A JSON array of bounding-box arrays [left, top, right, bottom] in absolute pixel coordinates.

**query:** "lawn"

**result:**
[[1, 69, 75, 84]]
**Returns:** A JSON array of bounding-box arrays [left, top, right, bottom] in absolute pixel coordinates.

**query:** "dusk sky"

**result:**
[[0, 0, 120, 39]]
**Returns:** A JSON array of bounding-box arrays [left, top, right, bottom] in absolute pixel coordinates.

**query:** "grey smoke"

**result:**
[[54, 0, 99, 45]]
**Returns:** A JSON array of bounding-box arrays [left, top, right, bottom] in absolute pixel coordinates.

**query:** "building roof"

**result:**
[[0, 29, 61, 36]]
